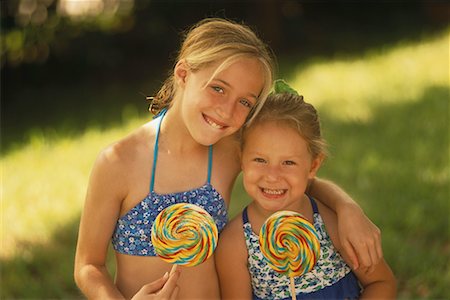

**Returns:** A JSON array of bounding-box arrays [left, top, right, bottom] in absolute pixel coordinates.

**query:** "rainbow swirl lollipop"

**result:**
[[151, 203, 218, 267], [259, 210, 320, 278]]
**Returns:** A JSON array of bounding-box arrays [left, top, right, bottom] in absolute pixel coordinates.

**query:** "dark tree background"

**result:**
[[2, 0, 448, 153]]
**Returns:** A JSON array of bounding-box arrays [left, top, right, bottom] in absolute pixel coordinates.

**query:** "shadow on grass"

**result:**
[[0, 216, 116, 299], [1, 86, 448, 299], [1, 217, 82, 298], [2, 79, 158, 156]]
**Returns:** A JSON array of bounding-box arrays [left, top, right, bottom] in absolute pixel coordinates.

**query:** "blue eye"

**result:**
[[212, 86, 224, 94], [239, 98, 253, 109], [283, 160, 296, 166]]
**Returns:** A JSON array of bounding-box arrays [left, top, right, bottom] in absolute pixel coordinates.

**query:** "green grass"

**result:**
[[2, 30, 449, 298]]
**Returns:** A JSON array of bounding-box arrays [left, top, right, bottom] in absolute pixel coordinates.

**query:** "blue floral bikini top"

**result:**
[[112, 110, 228, 256]]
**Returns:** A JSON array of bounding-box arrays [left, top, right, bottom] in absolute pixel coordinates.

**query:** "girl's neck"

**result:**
[[157, 107, 208, 155], [251, 194, 312, 221]]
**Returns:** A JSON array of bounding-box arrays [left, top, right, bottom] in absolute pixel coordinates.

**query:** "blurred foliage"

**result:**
[[2, 1, 449, 156], [1, 0, 137, 67], [2, 0, 448, 69]]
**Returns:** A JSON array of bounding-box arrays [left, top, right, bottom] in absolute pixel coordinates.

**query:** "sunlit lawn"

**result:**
[[2, 30, 449, 299]]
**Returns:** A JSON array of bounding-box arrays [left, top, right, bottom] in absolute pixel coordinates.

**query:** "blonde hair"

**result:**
[[242, 93, 328, 159], [151, 18, 275, 120]]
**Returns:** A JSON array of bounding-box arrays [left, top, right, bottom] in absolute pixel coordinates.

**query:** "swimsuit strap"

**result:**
[[307, 195, 319, 214], [207, 144, 213, 184], [150, 109, 167, 192], [242, 206, 249, 224], [149, 109, 214, 191]]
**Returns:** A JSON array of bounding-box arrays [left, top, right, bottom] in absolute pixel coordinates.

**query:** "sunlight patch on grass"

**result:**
[[291, 30, 449, 121], [2, 116, 145, 258]]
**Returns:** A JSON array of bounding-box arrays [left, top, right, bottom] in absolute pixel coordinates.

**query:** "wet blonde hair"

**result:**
[[242, 93, 328, 159], [151, 18, 275, 121]]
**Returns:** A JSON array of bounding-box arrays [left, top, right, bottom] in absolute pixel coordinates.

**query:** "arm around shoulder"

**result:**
[[215, 216, 253, 300], [309, 177, 383, 271], [308, 177, 359, 212]]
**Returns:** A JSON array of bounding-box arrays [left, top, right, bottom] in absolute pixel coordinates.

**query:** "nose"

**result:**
[[264, 165, 281, 182], [216, 97, 235, 120]]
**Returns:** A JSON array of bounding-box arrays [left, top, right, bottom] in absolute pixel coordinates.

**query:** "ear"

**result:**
[[174, 59, 189, 87], [308, 154, 324, 179]]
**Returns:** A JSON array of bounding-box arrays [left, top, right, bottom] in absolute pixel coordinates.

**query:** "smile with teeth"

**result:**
[[261, 188, 286, 196], [204, 114, 226, 129]]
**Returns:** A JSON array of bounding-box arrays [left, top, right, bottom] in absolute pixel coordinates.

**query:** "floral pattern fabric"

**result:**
[[112, 183, 228, 256], [243, 199, 361, 299]]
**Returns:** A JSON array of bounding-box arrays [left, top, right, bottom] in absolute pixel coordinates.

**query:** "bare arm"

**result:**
[[308, 177, 382, 272], [356, 261, 397, 299], [74, 148, 128, 299], [215, 217, 253, 300], [75, 140, 182, 299], [307, 177, 361, 210]]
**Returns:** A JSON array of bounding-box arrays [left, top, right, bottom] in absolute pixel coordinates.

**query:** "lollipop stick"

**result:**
[[290, 276, 296, 300]]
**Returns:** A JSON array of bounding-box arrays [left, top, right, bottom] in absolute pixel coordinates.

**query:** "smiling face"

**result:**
[[174, 57, 266, 146], [241, 120, 322, 213]]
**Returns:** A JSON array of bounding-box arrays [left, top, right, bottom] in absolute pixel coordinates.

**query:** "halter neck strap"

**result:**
[[206, 145, 213, 184], [149, 109, 214, 192], [150, 109, 167, 192]]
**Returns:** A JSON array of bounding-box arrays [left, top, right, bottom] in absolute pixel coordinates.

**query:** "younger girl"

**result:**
[[74, 18, 383, 299], [216, 89, 397, 299]]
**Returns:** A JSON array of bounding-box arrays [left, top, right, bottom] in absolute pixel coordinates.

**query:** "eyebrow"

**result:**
[[215, 79, 258, 100]]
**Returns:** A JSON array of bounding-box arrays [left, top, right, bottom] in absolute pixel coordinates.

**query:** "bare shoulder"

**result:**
[[97, 120, 155, 169], [216, 211, 247, 268], [215, 210, 253, 299], [217, 212, 247, 258], [214, 133, 241, 172], [88, 120, 156, 197], [109, 120, 155, 159], [216, 133, 241, 153], [219, 212, 245, 244], [210, 133, 242, 202]]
